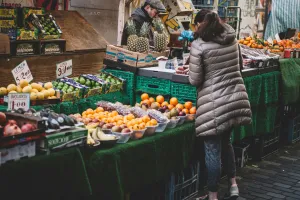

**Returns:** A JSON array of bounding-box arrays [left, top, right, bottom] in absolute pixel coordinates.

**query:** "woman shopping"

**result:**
[[189, 10, 252, 200]]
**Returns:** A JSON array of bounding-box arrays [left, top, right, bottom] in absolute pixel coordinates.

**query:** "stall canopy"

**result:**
[[264, 0, 300, 40]]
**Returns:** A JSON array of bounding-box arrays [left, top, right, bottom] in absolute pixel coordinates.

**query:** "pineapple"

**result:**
[[153, 18, 167, 52], [136, 22, 150, 53], [126, 19, 138, 52]]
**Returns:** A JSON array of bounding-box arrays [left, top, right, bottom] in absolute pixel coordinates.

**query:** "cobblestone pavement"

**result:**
[[193, 143, 300, 200]]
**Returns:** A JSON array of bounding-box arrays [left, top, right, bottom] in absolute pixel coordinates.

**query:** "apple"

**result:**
[[120, 124, 127, 129], [121, 128, 131, 134], [179, 112, 186, 116]]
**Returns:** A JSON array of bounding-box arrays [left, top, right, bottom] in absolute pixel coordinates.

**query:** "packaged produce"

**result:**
[[0, 7, 17, 18], [16, 28, 38, 40], [74, 74, 106, 97], [97, 72, 124, 93]]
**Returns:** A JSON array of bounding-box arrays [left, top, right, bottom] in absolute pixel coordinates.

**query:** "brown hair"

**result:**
[[194, 12, 225, 41]]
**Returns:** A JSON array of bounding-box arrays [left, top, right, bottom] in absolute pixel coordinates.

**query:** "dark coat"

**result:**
[[189, 24, 252, 137], [121, 8, 154, 46]]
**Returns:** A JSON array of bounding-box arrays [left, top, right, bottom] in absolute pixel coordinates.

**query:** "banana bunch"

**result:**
[[87, 127, 117, 145]]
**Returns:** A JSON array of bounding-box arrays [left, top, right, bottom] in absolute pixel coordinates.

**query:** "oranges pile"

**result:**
[[81, 107, 158, 131], [140, 93, 196, 115]]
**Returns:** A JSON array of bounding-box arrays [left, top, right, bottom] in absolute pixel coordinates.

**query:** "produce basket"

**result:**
[[97, 71, 124, 93]]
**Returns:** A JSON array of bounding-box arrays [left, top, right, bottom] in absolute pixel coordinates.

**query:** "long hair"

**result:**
[[194, 11, 225, 41]]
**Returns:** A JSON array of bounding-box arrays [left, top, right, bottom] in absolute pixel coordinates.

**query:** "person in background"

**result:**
[[189, 10, 252, 200], [121, 0, 166, 46]]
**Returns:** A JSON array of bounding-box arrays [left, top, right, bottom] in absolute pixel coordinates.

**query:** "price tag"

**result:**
[[8, 93, 30, 111], [11, 60, 33, 85], [56, 60, 72, 79]]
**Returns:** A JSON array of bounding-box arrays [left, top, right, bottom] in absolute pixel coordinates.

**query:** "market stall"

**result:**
[[1, 1, 300, 200]]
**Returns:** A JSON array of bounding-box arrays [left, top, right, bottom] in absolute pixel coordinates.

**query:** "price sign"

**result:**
[[12, 60, 33, 85], [56, 60, 72, 79], [8, 93, 30, 111]]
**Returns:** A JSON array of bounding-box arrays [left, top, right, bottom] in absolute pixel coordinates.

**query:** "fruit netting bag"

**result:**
[[279, 59, 300, 104]]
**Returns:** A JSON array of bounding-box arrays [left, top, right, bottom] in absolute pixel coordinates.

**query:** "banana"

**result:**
[[86, 123, 99, 129], [87, 133, 95, 145], [88, 128, 96, 135], [91, 129, 99, 140]]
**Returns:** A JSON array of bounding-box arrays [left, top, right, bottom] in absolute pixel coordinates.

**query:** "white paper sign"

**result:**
[[12, 61, 33, 85], [56, 60, 72, 79], [8, 93, 30, 111]]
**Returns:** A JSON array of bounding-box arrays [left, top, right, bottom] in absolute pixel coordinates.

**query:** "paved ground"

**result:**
[[194, 143, 300, 200]]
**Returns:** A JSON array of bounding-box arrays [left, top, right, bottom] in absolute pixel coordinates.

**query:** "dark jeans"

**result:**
[[204, 130, 236, 192]]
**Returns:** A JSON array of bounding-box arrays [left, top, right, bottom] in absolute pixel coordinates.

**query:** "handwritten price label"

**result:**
[[8, 93, 30, 111], [56, 60, 72, 79], [12, 60, 33, 85]]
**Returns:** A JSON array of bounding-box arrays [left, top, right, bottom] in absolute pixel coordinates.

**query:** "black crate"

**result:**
[[10, 40, 40, 56], [104, 59, 139, 73], [40, 39, 66, 55], [165, 162, 200, 200]]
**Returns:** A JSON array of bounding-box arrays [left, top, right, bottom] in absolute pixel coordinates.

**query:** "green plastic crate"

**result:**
[[176, 96, 197, 106], [260, 71, 280, 104], [171, 82, 197, 100], [136, 76, 171, 95], [103, 69, 135, 93], [244, 75, 262, 106], [60, 101, 80, 115]]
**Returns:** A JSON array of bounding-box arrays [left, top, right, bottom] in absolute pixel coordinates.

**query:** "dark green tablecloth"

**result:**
[[0, 147, 92, 200], [83, 122, 195, 200]]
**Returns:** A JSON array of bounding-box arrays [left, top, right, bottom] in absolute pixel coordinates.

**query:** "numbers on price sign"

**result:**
[[12, 60, 33, 85], [8, 93, 30, 111], [56, 60, 72, 79]]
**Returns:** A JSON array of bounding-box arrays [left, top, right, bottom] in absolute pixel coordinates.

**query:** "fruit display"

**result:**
[[17, 28, 38, 40], [136, 22, 150, 53], [136, 93, 196, 117], [27, 13, 62, 39], [52, 77, 87, 101], [73, 74, 106, 97], [0, 79, 58, 101], [0, 111, 45, 138], [238, 35, 300, 53], [97, 72, 124, 93], [153, 18, 168, 52]]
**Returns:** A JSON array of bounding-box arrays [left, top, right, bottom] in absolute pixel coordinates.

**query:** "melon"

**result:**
[[31, 89, 39, 93], [37, 92, 44, 100], [44, 82, 53, 89], [9, 91, 17, 94], [19, 79, 29, 88], [42, 90, 50, 99], [0, 87, 8, 96], [16, 86, 22, 93], [30, 93, 38, 100], [48, 88, 55, 96], [7, 84, 17, 92], [22, 86, 32, 93]]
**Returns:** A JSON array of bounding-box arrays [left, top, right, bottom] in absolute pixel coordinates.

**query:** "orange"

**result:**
[[143, 99, 151, 106], [190, 107, 196, 114], [182, 109, 189, 114], [273, 39, 277, 45], [243, 41, 249, 45], [257, 44, 263, 49], [111, 110, 118, 116], [137, 118, 143, 124], [184, 101, 193, 109], [176, 103, 184, 110], [161, 101, 169, 106], [142, 115, 151, 123], [133, 124, 140, 130], [239, 39, 244, 44], [168, 104, 174, 110], [170, 97, 178, 106], [156, 95, 164, 104], [141, 93, 149, 101], [150, 119, 158, 126], [86, 108, 94, 114], [146, 121, 152, 127], [264, 41, 268, 46], [95, 107, 104, 113], [245, 37, 251, 41], [139, 122, 146, 129], [82, 111, 87, 116], [250, 39, 255, 44], [149, 97, 155, 103]]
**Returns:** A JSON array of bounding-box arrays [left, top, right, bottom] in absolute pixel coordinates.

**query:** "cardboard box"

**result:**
[[38, 128, 87, 153], [105, 45, 169, 68], [164, 0, 194, 18]]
